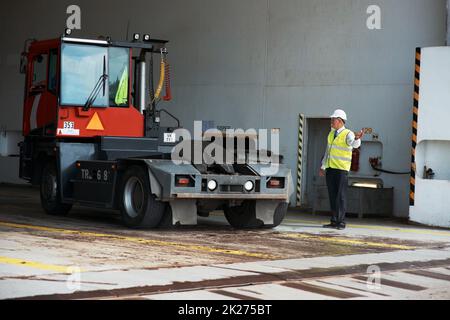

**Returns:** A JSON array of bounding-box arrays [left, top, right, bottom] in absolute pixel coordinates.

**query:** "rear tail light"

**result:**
[[267, 177, 285, 189], [269, 179, 281, 187], [178, 178, 189, 185], [175, 175, 194, 187]]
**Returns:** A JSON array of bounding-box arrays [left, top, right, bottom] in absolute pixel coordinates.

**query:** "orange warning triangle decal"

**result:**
[[86, 112, 104, 130]]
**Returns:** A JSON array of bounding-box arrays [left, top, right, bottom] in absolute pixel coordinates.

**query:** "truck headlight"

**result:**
[[207, 180, 217, 191], [244, 181, 254, 192]]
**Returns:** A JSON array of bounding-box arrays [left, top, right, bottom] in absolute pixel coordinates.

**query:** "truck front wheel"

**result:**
[[224, 200, 287, 229], [40, 161, 72, 216], [120, 166, 165, 228]]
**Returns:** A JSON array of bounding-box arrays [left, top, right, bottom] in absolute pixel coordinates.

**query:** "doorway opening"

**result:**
[[301, 117, 330, 210]]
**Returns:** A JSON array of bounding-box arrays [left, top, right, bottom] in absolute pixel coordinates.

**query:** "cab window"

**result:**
[[31, 54, 47, 92], [48, 49, 58, 93], [60, 43, 130, 107], [109, 47, 129, 107], [60, 43, 108, 107]]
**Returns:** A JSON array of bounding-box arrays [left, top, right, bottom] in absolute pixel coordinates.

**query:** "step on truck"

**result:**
[[18, 30, 293, 229]]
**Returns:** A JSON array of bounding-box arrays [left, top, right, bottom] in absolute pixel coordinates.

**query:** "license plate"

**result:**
[[164, 132, 176, 143]]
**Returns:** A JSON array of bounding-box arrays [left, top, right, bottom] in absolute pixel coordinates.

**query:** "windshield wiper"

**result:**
[[83, 56, 108, 111]]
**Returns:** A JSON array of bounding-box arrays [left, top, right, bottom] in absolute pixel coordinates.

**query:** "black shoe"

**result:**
[[336, 223, 346, 230], [323, 223, 337, 229]]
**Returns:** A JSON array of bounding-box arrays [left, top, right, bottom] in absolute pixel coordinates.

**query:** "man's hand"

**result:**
[[355, 129, 365, 140], [319, 169, 325, 177]]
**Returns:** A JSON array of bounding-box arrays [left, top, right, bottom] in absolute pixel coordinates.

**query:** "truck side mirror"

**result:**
[[19, 53, 27, 74]]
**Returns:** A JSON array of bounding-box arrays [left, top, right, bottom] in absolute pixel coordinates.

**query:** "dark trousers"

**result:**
[[326, 168, 348, 225]]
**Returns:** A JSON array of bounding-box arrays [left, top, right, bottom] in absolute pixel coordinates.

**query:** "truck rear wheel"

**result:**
[[224, 200, 287, 229], [158, 205, 177, 229], [40, 161, 72, 216], [120, 166, 165, 228]]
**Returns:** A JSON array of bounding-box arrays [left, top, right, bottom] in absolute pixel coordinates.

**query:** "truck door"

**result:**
[[23, 48, 59, 136]]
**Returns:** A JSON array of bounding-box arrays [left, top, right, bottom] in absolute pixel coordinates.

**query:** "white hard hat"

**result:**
[[330, 109, 347, 121]]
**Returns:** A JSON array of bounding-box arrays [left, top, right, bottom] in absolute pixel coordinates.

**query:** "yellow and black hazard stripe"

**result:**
[[296, 114, 305, 206], [410, 47, 421, 206]]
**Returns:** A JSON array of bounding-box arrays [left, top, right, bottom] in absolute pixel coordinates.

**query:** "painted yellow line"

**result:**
[[0, 256, 76, 273], [284, 218, 450, 237], [0, 221, 276, 260], [280, 233, 416, 250]]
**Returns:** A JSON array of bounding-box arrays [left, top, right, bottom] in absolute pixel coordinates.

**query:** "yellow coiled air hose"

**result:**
[[152, 57, 165, 103]]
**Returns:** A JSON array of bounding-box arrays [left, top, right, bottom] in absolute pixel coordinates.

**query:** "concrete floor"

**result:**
[[1, 184, 450, 300]]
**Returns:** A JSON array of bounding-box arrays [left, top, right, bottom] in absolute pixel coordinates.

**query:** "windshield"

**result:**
[[60, 43, 129, 107]]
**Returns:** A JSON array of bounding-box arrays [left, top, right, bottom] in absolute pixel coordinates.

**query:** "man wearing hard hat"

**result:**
[[319, 109, 365, 230]]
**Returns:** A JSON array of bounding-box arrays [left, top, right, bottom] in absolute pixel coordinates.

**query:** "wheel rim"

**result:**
[[42, 169, 57, 201], [124, 177, 145, 218]]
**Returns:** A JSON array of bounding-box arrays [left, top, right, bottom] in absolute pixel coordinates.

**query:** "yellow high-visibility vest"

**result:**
[[326, 128, 353, 171], [115, 67, 128, 105]]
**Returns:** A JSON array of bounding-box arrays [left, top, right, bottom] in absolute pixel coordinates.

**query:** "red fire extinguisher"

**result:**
[[351, 148, 360, 172]]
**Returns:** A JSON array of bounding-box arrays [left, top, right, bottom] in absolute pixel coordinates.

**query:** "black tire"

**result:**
[[262, 202, 288, 229], [119, 165, 165, 229], [157, 205, 178, 229], [224, 200, 287, 229], [40, 161, 72, 216]]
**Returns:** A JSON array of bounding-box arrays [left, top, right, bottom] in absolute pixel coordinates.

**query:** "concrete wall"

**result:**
[[0, 0, 446, 216], [410, 47, 450, 228], [447, 0, 450, 45]]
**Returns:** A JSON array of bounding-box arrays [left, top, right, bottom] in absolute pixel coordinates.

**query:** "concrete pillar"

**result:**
[[448, 0, 450, 45]]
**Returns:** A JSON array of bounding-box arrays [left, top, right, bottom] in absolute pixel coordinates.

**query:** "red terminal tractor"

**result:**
[[18, 29, 292, 229]]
